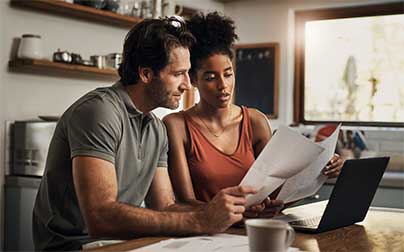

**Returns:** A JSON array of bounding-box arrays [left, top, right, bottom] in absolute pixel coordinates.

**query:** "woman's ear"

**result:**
[[138, 67, 153, 84]]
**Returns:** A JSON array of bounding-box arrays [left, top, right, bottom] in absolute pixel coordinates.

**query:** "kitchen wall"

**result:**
[[0, 0, 223, 248]]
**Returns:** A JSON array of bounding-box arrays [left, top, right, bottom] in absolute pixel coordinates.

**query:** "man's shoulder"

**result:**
[[78, 86, 121, 110], [59, 86, 124, 130], [148, 112, 164, 126], [69, 86, 122, 115]]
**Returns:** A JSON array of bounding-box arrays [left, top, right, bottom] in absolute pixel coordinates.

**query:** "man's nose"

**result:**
[[181, 72, 192, 91]]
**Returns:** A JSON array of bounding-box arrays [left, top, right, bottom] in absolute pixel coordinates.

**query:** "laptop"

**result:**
[[276, 157, 390, 233]]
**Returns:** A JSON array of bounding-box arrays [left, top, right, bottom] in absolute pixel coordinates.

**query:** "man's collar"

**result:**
[[112, 81, 143, 118]]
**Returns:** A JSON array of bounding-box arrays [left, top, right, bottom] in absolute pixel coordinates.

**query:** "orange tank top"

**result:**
[[183, 106, 256, 202]]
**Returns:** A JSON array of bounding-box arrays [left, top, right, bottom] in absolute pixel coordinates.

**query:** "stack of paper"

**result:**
[[240, 124, 341, 205], [131, 234, 301, 252]]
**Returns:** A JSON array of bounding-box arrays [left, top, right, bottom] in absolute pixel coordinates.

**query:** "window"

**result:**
[[294, 2, 404, 127]]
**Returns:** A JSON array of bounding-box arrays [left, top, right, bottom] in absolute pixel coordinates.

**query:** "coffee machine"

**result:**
[[12, 120, 56, 177]]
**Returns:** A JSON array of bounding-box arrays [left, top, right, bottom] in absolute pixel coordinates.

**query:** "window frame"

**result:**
[[294, 2, 404, 127]]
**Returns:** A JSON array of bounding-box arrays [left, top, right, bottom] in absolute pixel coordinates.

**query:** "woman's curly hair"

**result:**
[[186, 12, 238, 79]]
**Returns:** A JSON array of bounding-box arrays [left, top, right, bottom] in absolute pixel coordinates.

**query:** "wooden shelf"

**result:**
[[11, 0, 198, 28], [9, 58, 119, 81], [10, 0, 142, 28]]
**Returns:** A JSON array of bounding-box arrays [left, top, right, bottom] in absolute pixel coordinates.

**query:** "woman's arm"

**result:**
[[248, 108, 272, 157], [163, 112, 204, 206]]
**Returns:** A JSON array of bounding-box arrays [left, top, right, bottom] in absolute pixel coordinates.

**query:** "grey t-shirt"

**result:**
[[33, 82, 168, 251]]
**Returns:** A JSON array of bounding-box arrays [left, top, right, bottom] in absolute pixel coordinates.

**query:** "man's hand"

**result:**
[[198, 186, 256, 233], [323, 153, 344, 178]]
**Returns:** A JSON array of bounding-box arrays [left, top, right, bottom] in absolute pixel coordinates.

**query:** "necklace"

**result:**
[[196, 105, 233, 138]]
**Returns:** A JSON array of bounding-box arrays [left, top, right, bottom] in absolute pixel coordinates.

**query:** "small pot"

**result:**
[[104, 0, 120, 12], [90, 55, 106, 69], [53, 49, 72, 63], [71, 53, 83, 65], [105, 53, 122, 69], [74, 0, 107, 9]]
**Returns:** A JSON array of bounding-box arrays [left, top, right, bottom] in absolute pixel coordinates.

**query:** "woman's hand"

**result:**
[[243, 198, 284, 218], [323, 153, 344, 178], [243, 201, 265, 218]]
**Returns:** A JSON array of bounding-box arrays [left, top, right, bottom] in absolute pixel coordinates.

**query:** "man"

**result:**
[[32, 17, 256, 251]]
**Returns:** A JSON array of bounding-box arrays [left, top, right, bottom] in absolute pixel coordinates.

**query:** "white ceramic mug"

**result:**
[[245, 219, 295, 252], [17, 34, 43, 60]]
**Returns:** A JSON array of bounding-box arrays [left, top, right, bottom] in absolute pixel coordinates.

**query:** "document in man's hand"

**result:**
[[239, 125, 325, 207], [276, 124, 341, 203]]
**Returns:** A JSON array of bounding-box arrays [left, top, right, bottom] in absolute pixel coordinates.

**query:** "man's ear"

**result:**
[[138, 67, 154, 84]]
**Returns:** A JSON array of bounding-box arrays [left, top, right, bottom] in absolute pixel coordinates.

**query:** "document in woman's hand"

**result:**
[[240, 125, 327, 207], [276, 124, 341, 203]]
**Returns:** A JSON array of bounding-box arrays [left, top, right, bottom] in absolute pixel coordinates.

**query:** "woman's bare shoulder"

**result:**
[[163, 111, 184, 124], [246, 107, 272, 153], [163, 110, 191, 140], [247, 108, 270, 130]]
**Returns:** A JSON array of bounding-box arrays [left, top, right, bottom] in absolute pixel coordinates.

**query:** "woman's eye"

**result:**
[[225, 73, 233, 78], [205, 76, 216, 81]]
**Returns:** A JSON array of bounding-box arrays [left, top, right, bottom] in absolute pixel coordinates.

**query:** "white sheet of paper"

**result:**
[[276, 124, 341, 203], [240, 125, 325, 207], [244, 177, 285, 207], [130, 234, 301, 252]]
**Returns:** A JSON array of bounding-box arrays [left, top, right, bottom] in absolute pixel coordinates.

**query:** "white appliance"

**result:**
[[5, 120, 56, 251]]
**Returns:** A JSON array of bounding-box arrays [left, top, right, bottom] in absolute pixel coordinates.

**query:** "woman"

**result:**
[[163, 12, 343, 217]]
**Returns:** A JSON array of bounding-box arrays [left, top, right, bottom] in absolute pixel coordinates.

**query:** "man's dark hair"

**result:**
[[118, 17, 195, 86], [186, 12, 238, 79]]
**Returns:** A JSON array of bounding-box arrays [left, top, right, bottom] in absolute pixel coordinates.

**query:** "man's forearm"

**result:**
[[164, 199, 206, 212], [88, 201, 205, 239]]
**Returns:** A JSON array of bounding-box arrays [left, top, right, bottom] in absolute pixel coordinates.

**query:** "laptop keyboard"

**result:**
[[289, 216, 322, 227]]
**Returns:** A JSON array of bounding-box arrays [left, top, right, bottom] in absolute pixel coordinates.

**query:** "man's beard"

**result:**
[[145, 77, 180, 110]]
